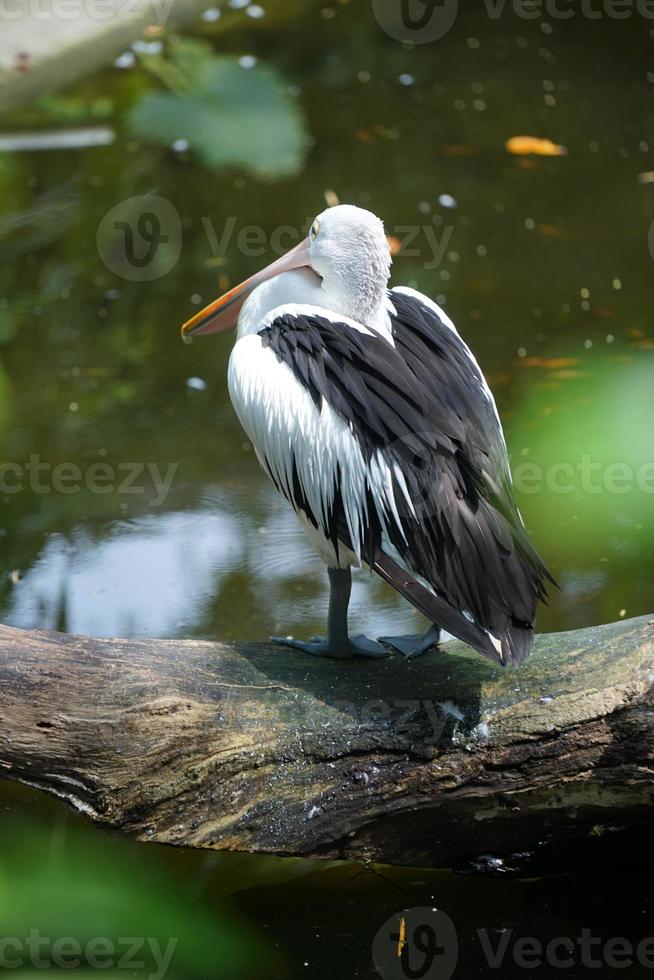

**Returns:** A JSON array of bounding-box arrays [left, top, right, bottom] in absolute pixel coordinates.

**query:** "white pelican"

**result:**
[[181, 205, 552, 665]]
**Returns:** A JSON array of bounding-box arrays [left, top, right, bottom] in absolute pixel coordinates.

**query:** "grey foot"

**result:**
[[271, 633, 389, 659], [378, 625, 441, 658]]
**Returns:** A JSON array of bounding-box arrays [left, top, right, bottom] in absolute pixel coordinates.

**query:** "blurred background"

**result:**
[[0, 1, 653, 977]]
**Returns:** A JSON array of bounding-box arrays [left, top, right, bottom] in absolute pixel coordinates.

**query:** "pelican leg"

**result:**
[[271, 567, 389, 659], [377, 625, 442, 659]]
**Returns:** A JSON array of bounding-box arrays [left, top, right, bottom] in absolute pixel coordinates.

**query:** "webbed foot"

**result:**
[[378, 625, 441, 658], [271, 633, 389, 659]]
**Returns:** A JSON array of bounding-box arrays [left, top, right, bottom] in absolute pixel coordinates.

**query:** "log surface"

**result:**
[[1, 615, 653, 870]]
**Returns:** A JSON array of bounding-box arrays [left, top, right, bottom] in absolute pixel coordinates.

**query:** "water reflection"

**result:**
[[5, 491, 420, 641]]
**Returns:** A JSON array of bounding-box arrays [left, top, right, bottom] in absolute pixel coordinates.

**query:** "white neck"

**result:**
[[238, 269, 394, 344]]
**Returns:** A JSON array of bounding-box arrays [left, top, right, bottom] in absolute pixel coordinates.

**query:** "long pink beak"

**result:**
[[181, 237, 312, 338]]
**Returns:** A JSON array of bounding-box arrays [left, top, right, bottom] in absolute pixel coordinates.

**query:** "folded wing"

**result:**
[[248, 300, 552, 665]]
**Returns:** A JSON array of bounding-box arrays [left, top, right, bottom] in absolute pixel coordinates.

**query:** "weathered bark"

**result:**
[[0, 615, 653, 871]]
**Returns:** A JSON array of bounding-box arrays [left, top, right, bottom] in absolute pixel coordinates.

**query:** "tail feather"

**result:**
[[373, 551, 516, 666], [502, 621, 535, 667]]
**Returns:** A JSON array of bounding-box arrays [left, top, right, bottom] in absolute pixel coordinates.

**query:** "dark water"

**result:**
[[2, 779, 654, 979], [1, 3, 653, 977]]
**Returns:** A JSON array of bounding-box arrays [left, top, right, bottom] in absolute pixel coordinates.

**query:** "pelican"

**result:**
[[181, 205, 552, 665]]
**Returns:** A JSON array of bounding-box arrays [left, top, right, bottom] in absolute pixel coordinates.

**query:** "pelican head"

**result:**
[[181, 204, 392, 338]]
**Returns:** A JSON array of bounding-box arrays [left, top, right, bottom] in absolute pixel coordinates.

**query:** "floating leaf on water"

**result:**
[[505, 135, 568, 156], [486, 371, 511, 387], [371, 124, 398, 140], [517, 357, 580, 369], [440, 144, 477, 156], [549, 370, 588, 380], [129, 40, 309, 178], [387, 235, 401, 255]]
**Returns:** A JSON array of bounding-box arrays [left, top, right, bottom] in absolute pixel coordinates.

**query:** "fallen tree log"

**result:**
[[0, 614, 653, 872]]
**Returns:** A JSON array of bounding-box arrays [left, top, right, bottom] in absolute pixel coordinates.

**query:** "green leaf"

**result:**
[[129, 42, 308, 178]]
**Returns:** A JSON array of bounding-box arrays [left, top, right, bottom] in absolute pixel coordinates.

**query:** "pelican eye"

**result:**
[[310, 220, 320, 241]]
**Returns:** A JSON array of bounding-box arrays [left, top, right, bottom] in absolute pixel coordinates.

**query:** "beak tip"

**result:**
[[179, 235, 311, 342], [180, 317, 198, 343]]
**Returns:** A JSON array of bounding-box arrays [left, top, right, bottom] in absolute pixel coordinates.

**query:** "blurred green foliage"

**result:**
[[0, 816, 269, 977], [129, 39, 308, 177], [512, 352, 654, 550]]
